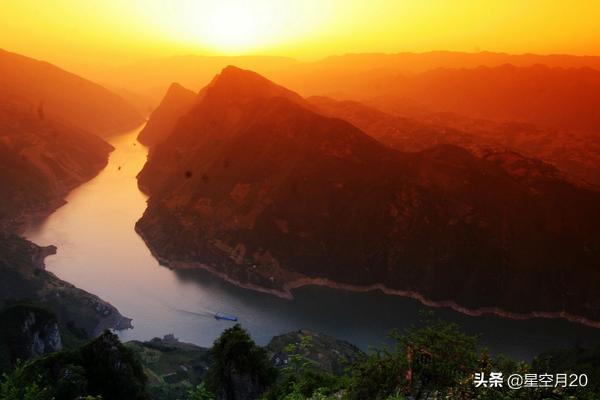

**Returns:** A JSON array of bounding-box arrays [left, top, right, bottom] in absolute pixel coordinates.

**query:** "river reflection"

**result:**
[[25, 127, 600, 360]]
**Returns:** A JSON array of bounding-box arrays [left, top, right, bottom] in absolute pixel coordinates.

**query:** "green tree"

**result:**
[[347, 312, 480, 400], [5, 331, 148, 400], [206, 324, 276, 400], [262, 336, 342, 400], [397, 313, 479, 398], [0, 363, 53, 400], [188, 383, 216, 400]]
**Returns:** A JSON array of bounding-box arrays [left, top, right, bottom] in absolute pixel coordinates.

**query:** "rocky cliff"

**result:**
[[309, 96, 600, 187], [136, 66, 600, 326], [0, 303, 62, 372]]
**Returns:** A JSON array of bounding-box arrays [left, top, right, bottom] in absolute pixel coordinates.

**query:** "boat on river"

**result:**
[[214, 312, 238, 322]]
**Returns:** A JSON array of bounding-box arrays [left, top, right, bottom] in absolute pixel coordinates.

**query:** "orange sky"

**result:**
[[2, 0, 600, 70]]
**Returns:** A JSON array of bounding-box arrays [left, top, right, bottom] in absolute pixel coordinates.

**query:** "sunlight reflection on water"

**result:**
[[24, 126, 600, 360]]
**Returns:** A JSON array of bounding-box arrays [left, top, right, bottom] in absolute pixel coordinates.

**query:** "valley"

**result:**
[[23, 126, 600, 362]]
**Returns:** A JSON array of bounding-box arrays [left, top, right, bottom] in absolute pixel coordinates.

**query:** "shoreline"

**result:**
[[33, 238, 134, 334], [15, 156, 113, 236], [136, 228, 600, 330], [15, 150, 134, 335]]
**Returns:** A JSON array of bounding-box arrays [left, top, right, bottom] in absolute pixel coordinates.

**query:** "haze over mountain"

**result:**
[[309, 96, 600, 186], [86, 51, 600, 107], [136, 66, 600, 325], [3, 1, 600, 396], [364, 64, 600, 132], [137, 72, 600, 187], [0, 48, 144, 136], [0, 99, 132, 337], [137, 83, 197, 147], [303, 51, 600, 73], [136, 66, 312, 148], [0, 100, 131, 342], [0, 50, 136, 340], [87, 55, 297, 105], [0, 100, 114, 231]]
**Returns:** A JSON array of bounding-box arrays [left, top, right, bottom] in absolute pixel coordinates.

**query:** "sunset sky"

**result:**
[[2, 0, 600, 70]]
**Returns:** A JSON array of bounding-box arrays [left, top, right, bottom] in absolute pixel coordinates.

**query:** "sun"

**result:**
[[132, 0, 328, 56], [206, 3, 265, 52]]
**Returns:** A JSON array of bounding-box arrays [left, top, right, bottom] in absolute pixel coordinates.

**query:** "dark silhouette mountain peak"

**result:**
[[205, 65, 305, 105], [136, 65, 600, 326], [137, 82, 196, 147], [166, 81, 193, 95], [218, 64, 266, 82], [221, 64, 250, 74]]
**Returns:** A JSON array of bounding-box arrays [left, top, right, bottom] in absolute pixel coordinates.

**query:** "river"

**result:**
[[24, 126, 600, 360]]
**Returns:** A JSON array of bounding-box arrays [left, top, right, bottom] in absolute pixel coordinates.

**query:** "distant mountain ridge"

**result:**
[[86, 54, 298, 104], [104, 50, 600, 135], [0, 100, 114, 231], [136, 66, 600, 325], [87, 50, 600, 104], [0, 48, 143, 136], [0, 99, 132, 338], [0, 50, 135, 338], [308, 96, 600, 187], [137, 83, 197, 147], [312, 51, 600, 72], [365, 64, 600, 132]]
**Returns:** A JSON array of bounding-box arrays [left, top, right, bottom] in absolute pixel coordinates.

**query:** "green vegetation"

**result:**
[[187, 383, 216, 400], [345, 313, 482, 399], [126, 335, 211, 400], [0, 302, 62, 374], [262, 335, 344, 400], [533, 344, 600, 395], [258, 313, 599, 400], [205, 324, 277, 399], [0, 363, 53, 400], [0, 331, 147, 400], [0, 315, 598, 399], [266, 330, 363, 377]]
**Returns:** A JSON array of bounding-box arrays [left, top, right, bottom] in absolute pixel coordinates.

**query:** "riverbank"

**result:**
[[136, 228, 600, 330], [4, 139, 134, 337], [24, 126, 597, 360], [34, 243, 134, 334], [1, 234, 133, 337]]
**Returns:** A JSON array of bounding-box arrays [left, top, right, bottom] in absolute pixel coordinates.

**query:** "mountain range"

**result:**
[[308, 96, 600, 187], [137, 83, 197, 147], [364, 64, 600, 132], [0, 48, 143, 136], [0, 49, 139, 338], [83, 51, 600, 105], [0, 100, 114, 232], [136, 66, 600, 325]]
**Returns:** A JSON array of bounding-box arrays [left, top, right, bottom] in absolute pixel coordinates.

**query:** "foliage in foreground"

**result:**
[[261, 335, 344, 400], [1, 315, 599, 400], [188, 383, 216, 400], [205, 324, 277, 399], [260, 313, 599, 400], [0, 331, 147, 400]]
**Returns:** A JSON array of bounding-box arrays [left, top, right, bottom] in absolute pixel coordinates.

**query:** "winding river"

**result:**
[[25, 127, 600, 360]]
